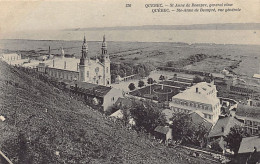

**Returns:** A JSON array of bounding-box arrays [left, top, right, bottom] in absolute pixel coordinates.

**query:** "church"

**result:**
[[37, 35, 111, 86]]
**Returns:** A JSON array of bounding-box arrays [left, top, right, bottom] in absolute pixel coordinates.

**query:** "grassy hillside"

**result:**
[[0, 61, 216, 163]]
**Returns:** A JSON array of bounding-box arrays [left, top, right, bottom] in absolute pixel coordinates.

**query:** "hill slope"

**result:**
[[0, 61, 215, 163]]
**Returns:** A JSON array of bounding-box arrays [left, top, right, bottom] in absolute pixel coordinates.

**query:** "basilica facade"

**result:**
[[37, 35, 111, 86]]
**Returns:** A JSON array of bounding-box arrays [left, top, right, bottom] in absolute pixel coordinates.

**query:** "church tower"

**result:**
[[79, 35, 89, 82], [101, 35, 111, 85]]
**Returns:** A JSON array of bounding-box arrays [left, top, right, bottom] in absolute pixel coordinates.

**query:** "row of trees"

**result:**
[[193, 74, 214, 83], [110, 62, 155, 83], [166, 53, 208, 68], [128, 78, 156, 91]]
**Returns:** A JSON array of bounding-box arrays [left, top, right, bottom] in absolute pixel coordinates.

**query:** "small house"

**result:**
[[154, 126, 172, 144]]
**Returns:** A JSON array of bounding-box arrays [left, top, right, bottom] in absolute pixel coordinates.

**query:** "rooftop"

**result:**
[[154, 126, 170, 134], [236, 104, 260, 120], [73, 81, 112, 97], [238, 136, 260, 154], [115, 97, 134, 108], [173, 82, 219, 105], [189, 111, 213, 131], [162, 109, 213, 131], [47, 57, 79, 72], [208, 117, 242, 138]]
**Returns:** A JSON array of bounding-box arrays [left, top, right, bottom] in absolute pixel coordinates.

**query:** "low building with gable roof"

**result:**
[[235, 104, 260, 136]]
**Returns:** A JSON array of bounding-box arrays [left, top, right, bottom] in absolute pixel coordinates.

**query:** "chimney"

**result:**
[[196, 87, 198, 93], [53, 60, 55, 67], [64, 61, 66, 69]]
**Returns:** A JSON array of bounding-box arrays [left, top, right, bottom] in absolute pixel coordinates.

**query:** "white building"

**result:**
[[169, 82, 221, 124], [37, 35, 111, 86], [0, 53, 27, 65]]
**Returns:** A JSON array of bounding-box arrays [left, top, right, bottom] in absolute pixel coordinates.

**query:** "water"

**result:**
[[2, 30, 260, 45]]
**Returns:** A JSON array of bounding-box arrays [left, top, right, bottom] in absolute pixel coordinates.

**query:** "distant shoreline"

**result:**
[[1, 39, 260, 46]]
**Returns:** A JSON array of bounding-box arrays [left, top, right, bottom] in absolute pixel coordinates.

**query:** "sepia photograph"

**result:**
[[0, 0, 259, 163]]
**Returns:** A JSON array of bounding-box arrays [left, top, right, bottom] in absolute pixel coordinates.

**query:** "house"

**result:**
[[114, 97, 134, 109], [236, 136, 260, 164], [70, 81, 123, 111], [154, 126, 172, 144], [163, 109, 213, 132], [109, 97, 138, 125], [189, 111, 213, 131], [169, 82, 221, 124], [208, 116, 242, 140], [208, 116, 242, 152], [235, 104, 260, 136], [0, 53, 28, 65]]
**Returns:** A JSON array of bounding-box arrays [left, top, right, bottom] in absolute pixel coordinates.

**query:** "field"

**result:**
[[1, 39, 260, 77], [0, 61, 219, 163]]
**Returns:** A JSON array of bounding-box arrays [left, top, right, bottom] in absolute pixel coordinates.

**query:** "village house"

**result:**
[[70, 81, 123, 111], [109, 97, 137, 126], [0, 53, 28, 65], [208, 116, 242, 141], [162, 109, 213, 132], [236, 135, 260, 164], [154, 125, 172, 144], [169, 82, 221, 124], [234, 104, 260, 136]]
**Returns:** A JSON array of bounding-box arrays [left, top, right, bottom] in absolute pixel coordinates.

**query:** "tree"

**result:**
[[203, 76, 213, 83], [147, 78, 154, 94], [170, 113, 208, 146], [147, 78, 154, 85], [159, 75, 166, 90], [138, 80, 145, 88], [224, 125, 248, 155], [128, 83, 135, 91], [159, 75, 165, 81], [129, 100, 166, 133], [193, 75, 202, 83], [173, 74, 177, 80]]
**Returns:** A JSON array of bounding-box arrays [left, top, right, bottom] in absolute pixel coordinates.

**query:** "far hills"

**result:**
[[64, 23, 260, 31]]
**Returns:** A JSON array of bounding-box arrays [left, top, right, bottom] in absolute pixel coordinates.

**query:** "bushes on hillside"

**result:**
[[170, 113, 208, 147]]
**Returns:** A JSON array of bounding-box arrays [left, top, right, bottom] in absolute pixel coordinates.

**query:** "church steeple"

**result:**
[[101, 35, 107, 55], [80, 35, 88, 65]]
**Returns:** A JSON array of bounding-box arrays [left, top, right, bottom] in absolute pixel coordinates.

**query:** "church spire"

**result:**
[[83, 35, 86, 43], [80, 35, 89, 65], [101, 35, 107, 55]]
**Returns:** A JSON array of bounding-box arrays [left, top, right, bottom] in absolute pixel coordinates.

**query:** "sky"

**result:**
[[0, 0, 259, 34]]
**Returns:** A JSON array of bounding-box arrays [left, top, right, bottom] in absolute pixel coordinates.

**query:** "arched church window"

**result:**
[[106, 67, 108, 73]]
